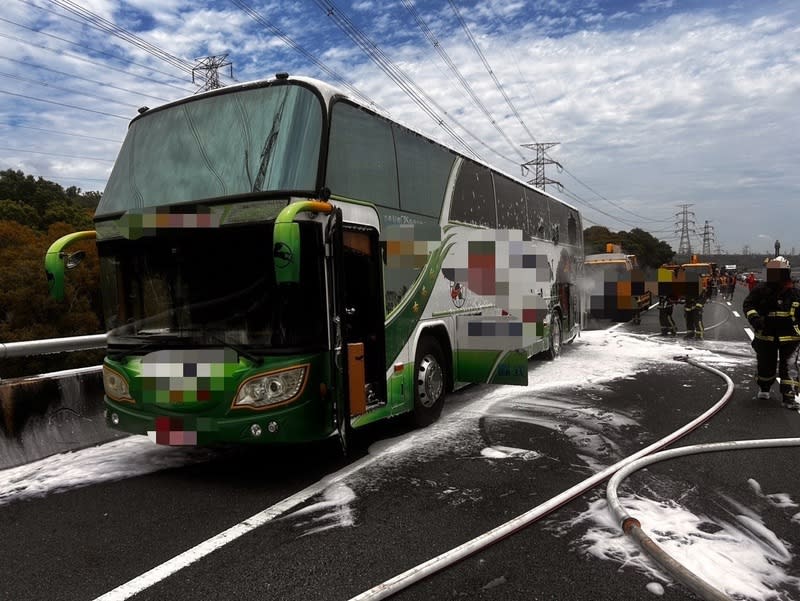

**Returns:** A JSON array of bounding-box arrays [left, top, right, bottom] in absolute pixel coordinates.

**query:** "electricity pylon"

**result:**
[[675, 204, 696, 256], [521, 142, 562, 191], [192, 55, 233, 92]]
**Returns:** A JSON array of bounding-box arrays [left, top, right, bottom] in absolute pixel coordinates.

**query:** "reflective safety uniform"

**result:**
[[657, 296, 677, 336], [684, 296, 705, 340], [743, 281, 800, 404]]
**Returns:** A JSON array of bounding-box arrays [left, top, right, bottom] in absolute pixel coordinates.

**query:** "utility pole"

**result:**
[[520, 142, 562, 191], [675, 204, 696, 256], [192, 54, 233, 92], [701, 220, 715, 256]]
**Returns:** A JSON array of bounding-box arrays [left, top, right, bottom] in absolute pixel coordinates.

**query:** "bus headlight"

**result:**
[[103, 366, 133, 403], [233, 365, 308, 409]]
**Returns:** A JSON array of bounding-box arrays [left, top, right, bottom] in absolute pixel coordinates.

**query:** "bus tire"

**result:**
[[412, 337, 447, 427], [546, 311, 562, 360]]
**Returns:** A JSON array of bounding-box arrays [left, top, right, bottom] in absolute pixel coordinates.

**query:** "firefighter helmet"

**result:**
[[765, 256, 791, 282], [765, 256, 791, 270]]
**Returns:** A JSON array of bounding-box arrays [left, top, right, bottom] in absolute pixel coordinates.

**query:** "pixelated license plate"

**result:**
[[147, 417, 198, 446]]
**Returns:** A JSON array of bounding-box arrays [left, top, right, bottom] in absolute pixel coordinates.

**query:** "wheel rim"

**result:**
[[417, 354, 444, 408], [551, 316, 562, 355]]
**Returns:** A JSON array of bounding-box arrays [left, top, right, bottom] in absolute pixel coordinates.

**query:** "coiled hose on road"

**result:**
[[350, 354, 745, 601], [606, 357, 800, 601]]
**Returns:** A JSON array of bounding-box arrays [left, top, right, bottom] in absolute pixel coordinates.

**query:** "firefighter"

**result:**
[[743, 257, 800, 409], [657, 295, 677, 336], [684, 294, 705, 340]]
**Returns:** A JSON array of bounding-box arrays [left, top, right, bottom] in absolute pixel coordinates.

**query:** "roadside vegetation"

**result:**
[[0, 169, 103, 377]]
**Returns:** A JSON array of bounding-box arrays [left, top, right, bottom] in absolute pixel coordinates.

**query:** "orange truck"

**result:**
[[583, 244, 651, 324], [658, 255, 717, 302]]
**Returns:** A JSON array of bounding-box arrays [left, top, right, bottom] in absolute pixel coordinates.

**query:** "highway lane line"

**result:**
[[744, 327, 754, 341], [91, 449, 388, 601], [92, 357, 566, 600], [93, 409, 480, 601], [732, 311, 741, 318]]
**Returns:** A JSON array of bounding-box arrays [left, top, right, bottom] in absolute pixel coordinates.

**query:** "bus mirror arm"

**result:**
[[273, 200, 333, 284], [44, 230, 97, 300]]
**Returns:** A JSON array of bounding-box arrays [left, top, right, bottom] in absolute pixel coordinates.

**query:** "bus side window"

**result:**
[[524, 188, 550, 240], [449, 160, 496, 228], [327, 101, 399, 209]]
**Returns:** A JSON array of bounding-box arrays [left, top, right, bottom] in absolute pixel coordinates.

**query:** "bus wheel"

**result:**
[[412, 337, 447, 427], [546, 311, 562, 360]]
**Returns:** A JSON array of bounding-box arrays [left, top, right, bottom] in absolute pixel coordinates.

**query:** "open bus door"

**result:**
[[273, 201, 385, 453], [323, 209, 386, 453], [325, 208, 350, 453]]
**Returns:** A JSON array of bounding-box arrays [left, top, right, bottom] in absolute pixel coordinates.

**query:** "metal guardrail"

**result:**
[[0, 333, 107, 360]]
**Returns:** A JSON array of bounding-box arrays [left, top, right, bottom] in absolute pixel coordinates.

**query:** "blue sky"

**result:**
[[0, 0, 798, 255]]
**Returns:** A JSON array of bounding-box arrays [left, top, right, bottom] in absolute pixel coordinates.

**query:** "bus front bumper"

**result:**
[[104, 398, 334, 445]]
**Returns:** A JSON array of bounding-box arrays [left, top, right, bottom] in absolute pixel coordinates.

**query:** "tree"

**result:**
[[0, 199, 40, 227], [583, 226, 674, 269], [583, 226, 617, 254], [0, 169, 99, 231], [0, 170, 104, 377]]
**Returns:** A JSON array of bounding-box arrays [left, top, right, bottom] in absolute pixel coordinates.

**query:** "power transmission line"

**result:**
[[2, 10, 195, 90], [400, 0, 522, 163], [231, 0, 384, 111], [42, 0, 229, 88], [0, 89, 130, 119], [0, 70, 142, 109], [448, 0, 536, 144], [0, 46, 178, 102], [25, 173, 108, 184], [310, 0, 481, 160], [0, 122, 120, 143], [0, 146, 115, 162]]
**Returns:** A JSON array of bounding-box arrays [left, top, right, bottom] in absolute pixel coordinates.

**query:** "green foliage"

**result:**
[[0, 169, 99, 230], [584, 225, 674, 269], [0, 199, 39, 226], [0, 170, 103, 377]]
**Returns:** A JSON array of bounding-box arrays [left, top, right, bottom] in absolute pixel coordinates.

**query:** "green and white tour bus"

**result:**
[[46, 74, 583, 448]]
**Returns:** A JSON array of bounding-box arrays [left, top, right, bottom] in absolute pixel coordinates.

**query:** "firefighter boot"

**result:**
[[782, 395, 800, 411]]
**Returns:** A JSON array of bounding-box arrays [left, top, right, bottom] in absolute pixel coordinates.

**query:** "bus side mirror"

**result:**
[[273, 221, 301, 284], [45, 231, 96, 300], [65, 250, 86, 270]]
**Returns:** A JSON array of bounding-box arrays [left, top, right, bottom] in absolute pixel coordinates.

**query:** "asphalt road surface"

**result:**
[[2, 284, 799, 601]]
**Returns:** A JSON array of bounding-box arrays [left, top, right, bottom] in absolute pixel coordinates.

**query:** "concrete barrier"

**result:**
[[0, 365, 123, 470]]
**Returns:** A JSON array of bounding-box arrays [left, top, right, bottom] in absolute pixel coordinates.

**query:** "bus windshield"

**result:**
[[97, 83, 323, 216], [99, 223, 327, 354]]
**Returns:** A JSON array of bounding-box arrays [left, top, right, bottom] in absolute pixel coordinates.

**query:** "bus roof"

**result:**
[[128, 73, 581, 216]]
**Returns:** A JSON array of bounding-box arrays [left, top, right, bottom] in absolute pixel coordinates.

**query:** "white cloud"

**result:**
[[0, 0, 797, 252]]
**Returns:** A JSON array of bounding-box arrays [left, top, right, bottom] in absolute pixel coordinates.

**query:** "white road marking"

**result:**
[[92, 451, 383, 601], [745, 327, 754, 341], [732, 311, 741, 318]]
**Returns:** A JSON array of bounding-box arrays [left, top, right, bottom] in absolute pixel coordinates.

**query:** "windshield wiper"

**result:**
[[252, 91, 288, 191]]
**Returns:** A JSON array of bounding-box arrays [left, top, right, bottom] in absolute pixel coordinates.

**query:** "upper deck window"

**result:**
[[449, 160, 496, 228], [326, 101, 399, 209], [394, 125, 454, 219], [98, 84, 323, 216]]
